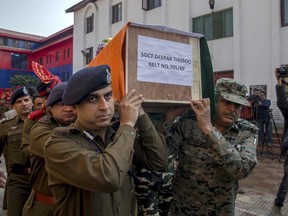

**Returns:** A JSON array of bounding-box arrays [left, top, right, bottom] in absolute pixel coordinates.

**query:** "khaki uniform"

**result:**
[[0, 116, 31, 216], [22, 116, 58, 216], [21, 117, 38, 166], [165, 113, 258, 215], [44, 114, 167, 216]]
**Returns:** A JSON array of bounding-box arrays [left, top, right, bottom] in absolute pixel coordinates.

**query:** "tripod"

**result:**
[[260, 109, 281, 160]]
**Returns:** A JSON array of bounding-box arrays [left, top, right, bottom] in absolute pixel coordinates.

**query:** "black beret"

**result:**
[[36, 76, 62, 97], [26, 86, 38, 96], [46, 82, 67, 107], [10, 87, 30, 105], [63, 65, 111, 105]]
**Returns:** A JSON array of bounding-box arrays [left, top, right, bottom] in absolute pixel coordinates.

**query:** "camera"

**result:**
[[276, 66, 288, 78], [249, 95, 260, 105]]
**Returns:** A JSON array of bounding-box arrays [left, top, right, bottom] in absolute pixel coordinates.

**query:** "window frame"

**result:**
[[12, 39, 19, 48], [112, 3, 122, 24], [55, 52, 60, 62], [281, 0, 288, 27], [67, 48, 70, 58], [86, 13, 94, 34], [192, 8, 233, 41], [0, 37, 7, 46], [142, 0, 161, 11]]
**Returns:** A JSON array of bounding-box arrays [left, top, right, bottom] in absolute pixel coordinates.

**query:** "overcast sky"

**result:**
[[0, 0, 80, 37]]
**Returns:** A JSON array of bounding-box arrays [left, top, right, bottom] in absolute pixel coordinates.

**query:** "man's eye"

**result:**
[[104, 92, 112, 100], [86, 96, 97, 102]]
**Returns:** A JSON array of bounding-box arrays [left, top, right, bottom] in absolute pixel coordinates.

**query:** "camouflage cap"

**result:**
[[215, 78, 250, 106]]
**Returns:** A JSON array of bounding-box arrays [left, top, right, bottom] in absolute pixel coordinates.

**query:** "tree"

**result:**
[[9, 74, 39, 89]]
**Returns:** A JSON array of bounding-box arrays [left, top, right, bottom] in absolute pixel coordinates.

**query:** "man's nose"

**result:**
[[99, 98, 109, 110]]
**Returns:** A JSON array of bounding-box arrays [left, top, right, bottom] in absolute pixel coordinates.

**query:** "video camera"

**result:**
[[249, 95, 260, 105], [276, 65, 288, 78]]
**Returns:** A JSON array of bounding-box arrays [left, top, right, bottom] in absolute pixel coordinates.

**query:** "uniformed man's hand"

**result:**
[[190, 98, 213, 135], [0, 170, 6, 188], [275, 69, 283, 85], [117, 89, 144, 127]]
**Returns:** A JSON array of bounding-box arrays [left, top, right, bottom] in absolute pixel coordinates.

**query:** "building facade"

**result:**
[[0, 26, 73, 115], [67, 0, 288, 122], [0, 26, 73, 88]]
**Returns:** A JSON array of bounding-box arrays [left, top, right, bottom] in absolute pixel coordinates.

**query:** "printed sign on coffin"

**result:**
[[88, 22, 203, 111]]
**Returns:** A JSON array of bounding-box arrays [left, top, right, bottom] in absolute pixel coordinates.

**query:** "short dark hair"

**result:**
[[32, 93, 41, 104]]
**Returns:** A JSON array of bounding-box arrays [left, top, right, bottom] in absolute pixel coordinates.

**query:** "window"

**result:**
[[56, 52, 60, 62], [193, 8, 233, 40], [86, 14, 94, 33], [63, 49, 66, 59], [85, 47, 93, 64], [12, 39, 19, 48], [39, 57, 43, 65], [112, 3, 122, 24], [11, 53, 27, 69], [142, 0, 161, 11], [49, 54, 52, 63], [24, 41, 31, 49], [46, 55, 49, 64], [67, 48, 70, 58], [281, 0, 288, 26], [0, 37, 8, 46]]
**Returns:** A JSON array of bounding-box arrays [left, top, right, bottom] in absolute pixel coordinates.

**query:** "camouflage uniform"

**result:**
[[132, 113, 176, 216], [164, 78, 258, 215]]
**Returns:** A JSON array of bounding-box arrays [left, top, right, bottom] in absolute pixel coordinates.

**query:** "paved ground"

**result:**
[[0, 149, 285, 216], [236, 148, 286, 216]]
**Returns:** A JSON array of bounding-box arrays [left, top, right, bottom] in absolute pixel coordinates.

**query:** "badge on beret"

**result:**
[[106, 68, 111, 84], [23, 87, 28, 95]]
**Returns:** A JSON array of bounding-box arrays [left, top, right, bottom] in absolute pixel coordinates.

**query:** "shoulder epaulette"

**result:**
[[38, 115, 52, 124], [52, 126, 79, 137], [237, 118, 259, 132], [28, 110, 46, 121], [0, 116, 16, 125]]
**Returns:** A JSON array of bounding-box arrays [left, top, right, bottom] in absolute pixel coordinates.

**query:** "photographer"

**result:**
[[256, 90, 272, 146], [272, 68, 288, 216], [249, 88, 260, 122]]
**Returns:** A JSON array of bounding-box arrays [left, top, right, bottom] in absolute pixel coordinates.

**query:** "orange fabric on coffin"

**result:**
[[88, 23, 129, 103]]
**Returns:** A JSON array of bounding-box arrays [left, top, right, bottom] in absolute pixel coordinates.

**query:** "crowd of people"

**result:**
[[1, 62, 288, 216]]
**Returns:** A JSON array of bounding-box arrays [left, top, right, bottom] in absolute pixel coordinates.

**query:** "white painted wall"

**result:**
[[71, 0, 288, 122]]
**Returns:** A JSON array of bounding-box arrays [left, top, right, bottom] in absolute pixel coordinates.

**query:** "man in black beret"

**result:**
[[0, 86, 33, 215], [44, 64, 167, 216], [20, 74, 62, 186], [23, 82, 77, 216], [2, 86, 36, 119]]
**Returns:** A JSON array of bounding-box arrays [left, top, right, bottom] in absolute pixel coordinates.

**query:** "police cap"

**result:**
[[62, 65, 111, 105], [215, 78, 250, 106], [46, 82, 67, 107], [10, 87, 30, 105]]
